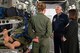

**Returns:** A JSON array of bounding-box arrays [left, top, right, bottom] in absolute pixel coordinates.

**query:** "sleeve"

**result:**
[[45, 19, 52, 38], [28, 18, 36, 39], [66, 22, 78, 39]]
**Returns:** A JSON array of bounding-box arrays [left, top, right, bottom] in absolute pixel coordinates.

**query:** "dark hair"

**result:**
[[37, 2, 46, 12], [68, 9, 78, 20]]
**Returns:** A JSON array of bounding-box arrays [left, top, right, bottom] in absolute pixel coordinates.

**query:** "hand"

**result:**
[[61, 36, 67, 42], [33, 36, 39, 43]]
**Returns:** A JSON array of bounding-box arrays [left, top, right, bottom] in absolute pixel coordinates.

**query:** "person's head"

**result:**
[[55, 5, 62, 14], [68, 9, 78, 20], [36, 2, 46, 13]]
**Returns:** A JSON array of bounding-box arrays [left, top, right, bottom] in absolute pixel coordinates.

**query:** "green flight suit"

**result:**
[[28, 13, 52, 53]]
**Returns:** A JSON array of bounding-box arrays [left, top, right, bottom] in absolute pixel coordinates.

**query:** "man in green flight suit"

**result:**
[[28, 2, 52, 53]]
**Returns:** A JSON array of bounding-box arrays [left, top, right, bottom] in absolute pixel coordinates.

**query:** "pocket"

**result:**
[[41, 38, 50, 47]]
